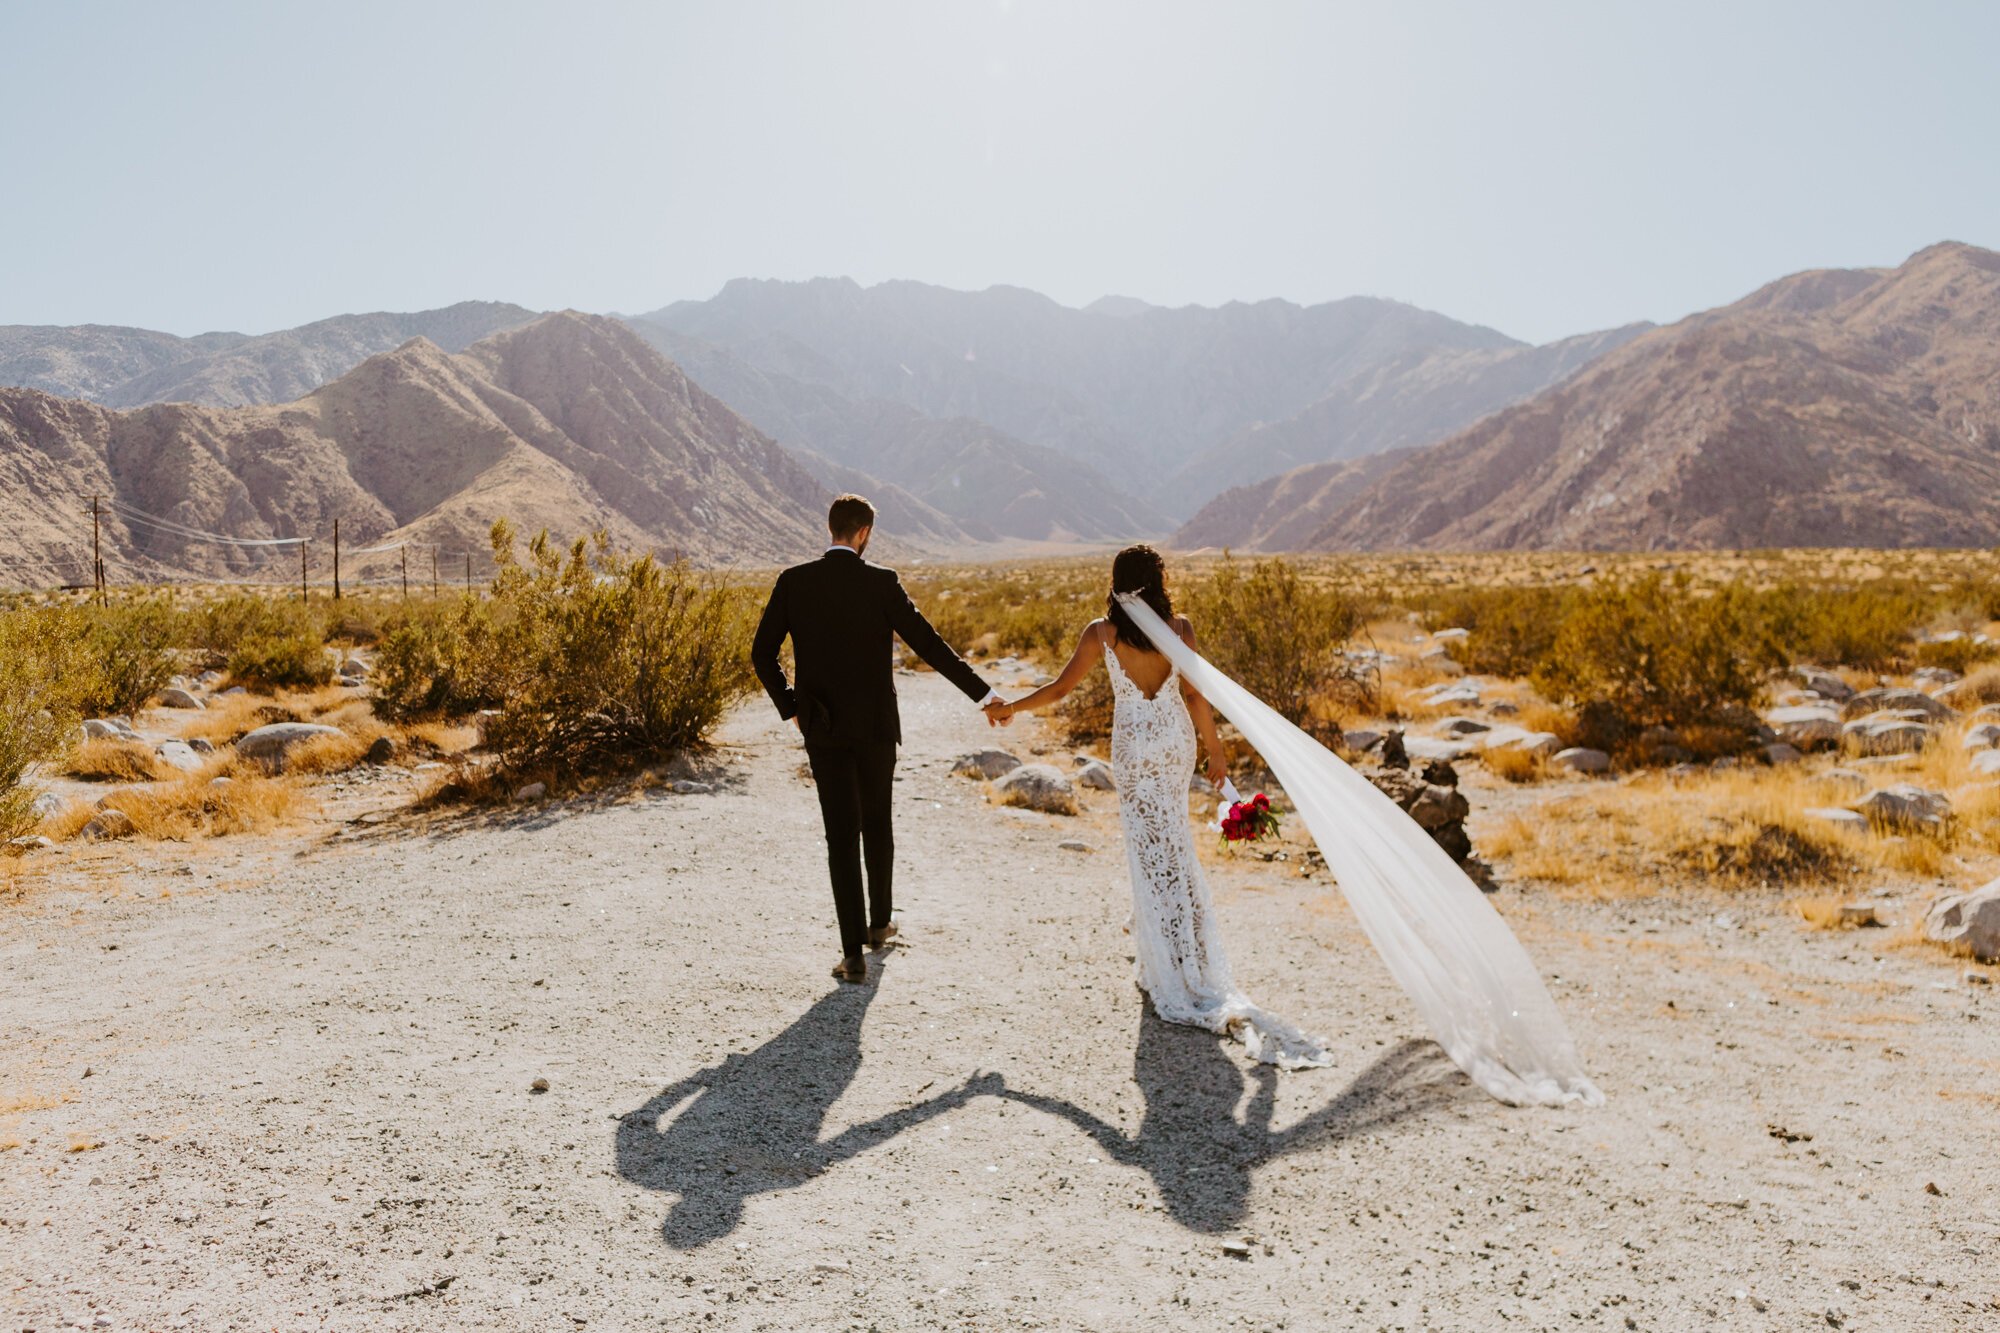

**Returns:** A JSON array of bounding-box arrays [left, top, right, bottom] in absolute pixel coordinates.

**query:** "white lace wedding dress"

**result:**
[[1106, 644, 1333, 1069]]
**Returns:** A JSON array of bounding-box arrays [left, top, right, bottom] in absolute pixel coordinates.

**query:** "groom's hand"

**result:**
[[982, 698, 1013, 727]]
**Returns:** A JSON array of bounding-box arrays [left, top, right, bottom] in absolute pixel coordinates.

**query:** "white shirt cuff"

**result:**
[[978, 689, 1001, 707]]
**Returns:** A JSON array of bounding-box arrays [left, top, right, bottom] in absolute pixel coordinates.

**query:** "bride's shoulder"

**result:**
[[1170, 614, 1197, 643]]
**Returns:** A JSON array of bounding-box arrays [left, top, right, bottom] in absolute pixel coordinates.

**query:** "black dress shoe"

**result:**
[[831, 955, 867, 983]]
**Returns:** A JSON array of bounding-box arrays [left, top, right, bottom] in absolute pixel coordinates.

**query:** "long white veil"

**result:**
[[1116, 594, 1603, 1108]]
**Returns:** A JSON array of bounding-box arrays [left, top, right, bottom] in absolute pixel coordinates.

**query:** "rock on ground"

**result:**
[[1553, 747, 1611, 775], [993, 763, 1078, 815], [235, 723, 344, 771], [1076, 760, 1116, 791], [1854, 785, 1951, 832], [1925, 879, 2000, 960], [952, 749, 1023, 780], [157, 687, 205, 710]]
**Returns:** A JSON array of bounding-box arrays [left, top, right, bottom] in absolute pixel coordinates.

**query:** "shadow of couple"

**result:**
[[615, 959, 1470, 1248]]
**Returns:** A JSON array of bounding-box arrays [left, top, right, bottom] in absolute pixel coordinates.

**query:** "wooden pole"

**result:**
[[300, 540, 308, 602], [400, 546, 409, 601], [431, 547, 439, 600], [89, 495, 104, 605], [332, 518, 342, 601], [464, 552, 473, 595]]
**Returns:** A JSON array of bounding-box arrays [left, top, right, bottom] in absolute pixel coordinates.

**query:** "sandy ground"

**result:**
[[3, 673, 1997, 1332]]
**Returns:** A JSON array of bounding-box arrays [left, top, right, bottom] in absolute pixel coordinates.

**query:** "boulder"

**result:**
[[1855, 785, 1951, 832], [1367, 767, 1474, 863], [1405, 735, 1477, 762], [235, 722, 343, 771], [1842, 717, 1934, 756], [1553, 747, 1612, 775], [512, 782, 547, 803], [153, 741, 202, 773], [188, 737, 215, 755], [157, 687, 205, 710], [1974, 703, 2000, 722], [1339, 729, 1384, 754], [81, 717, 138, 741], [196, 670, 223, 688], [951, 749, 1023, 781], [1924, 879, 2000, 961], [1075, 759, 1116, 791], [1761, 743, 1803, 765], [1793, 666, 1854, 701], [1961, 723, 2000, 751], [1824, 767, 1869, 791], [365, 735, 397, 765], [993, 764, 1078, 815], [1478, 725, 1563, 756], [1804, 807, 1868, 831], [220, 686, 246, 696], [1913, 666, 1960, 692], [1421, 682, 1482, 708], [79, 809, 135, 841], [1765, 704, 1843, 749], [1841, 688, 1955, 722], [1431, 627, 1470, 641], [1407, 783, 1471, 831], [1437, 716, 1490, 738], [338, 658, 370, 679], [30, 791, 64, 821], [6, 835, 54, 852]]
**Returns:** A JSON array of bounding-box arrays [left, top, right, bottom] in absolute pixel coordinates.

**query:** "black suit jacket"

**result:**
[[751, 549, 990, 746]]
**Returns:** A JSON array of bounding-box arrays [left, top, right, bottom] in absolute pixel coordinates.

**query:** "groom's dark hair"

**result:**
[[1107, 544, 1174, 651], [828, 494, 876, 540]]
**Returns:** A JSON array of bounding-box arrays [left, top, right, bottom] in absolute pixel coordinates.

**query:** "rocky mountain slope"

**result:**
[[0, 302, 538, 408], [0, 313, 836, 585], [1160, 323, 1652, 521], [636, 278, 1528, 517], [1171, 450, 1412, 552], [1295, 242, 2000, 551]]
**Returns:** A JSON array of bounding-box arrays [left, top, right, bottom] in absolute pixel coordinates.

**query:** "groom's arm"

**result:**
[[750, 573, 798, 721], [884, 573, 992, 705]]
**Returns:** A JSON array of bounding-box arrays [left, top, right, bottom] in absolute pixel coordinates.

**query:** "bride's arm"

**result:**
[[994, 621, 1106, 718], [1176, 617, 1230, 786]]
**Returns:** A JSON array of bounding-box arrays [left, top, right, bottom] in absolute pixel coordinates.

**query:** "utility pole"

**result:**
[[332, 519, 342, 601], [464, 552, 473, 595], [300, 540, 308, 603], [400, 546, 409, 601], [430, 547, 439, 600], [89, 495, 105, 605]]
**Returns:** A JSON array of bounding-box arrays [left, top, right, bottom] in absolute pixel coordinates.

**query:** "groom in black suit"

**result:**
[[752, 494, 1007, 982]]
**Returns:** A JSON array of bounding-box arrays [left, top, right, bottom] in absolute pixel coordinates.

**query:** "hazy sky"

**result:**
[[4, 1, 1995, 343]]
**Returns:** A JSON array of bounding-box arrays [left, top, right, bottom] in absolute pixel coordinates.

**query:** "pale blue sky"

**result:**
[[2, 0, 1994, 343]]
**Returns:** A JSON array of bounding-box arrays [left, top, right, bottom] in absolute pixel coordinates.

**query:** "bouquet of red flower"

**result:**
[[1217, 779, 1280, 848]]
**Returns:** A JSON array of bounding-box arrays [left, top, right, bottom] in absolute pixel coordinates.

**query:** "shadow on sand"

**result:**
[[998, 1005, 1467, 1233], [615, 958, 997, 1249], [617, 979, 1466, 1246]]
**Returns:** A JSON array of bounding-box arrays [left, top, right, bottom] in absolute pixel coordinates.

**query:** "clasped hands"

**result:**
[[982, 697, 1016, 728]]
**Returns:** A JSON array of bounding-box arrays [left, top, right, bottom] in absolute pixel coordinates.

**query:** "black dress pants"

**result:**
[[805, 741, 897, 958]]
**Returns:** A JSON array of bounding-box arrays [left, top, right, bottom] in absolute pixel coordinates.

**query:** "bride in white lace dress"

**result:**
[[993, 546, 1331, 1068]]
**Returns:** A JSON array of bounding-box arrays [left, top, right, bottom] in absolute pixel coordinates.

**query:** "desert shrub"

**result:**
[[1421, 585, 1571, 678], [911, 571, 1099, 663], [372, 597, 508, 720], [1911, 634, 1999, 675], [1057, 667, 1114, 746], [76, 596, 181, 716], [66, 738, 169, 783], [464, 522, 758, 773], [0, 608, 94, 839], [1533, 574, 1779, 744], [1752, 581, 1924, 671], [191, 595, 334, 690], [1182, 557, 1365, 738], [1947, 664, 2000, 707]]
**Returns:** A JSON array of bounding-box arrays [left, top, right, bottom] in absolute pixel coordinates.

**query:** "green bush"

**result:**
[[1, 608, 93, 840], [1422, 585, 1571, 678], [77, 596, 181, 716], [373, 597, 507, 720], [191, 595, 333, 690], [1533, 574, 1779, 745], [431, 522, 757, 773], [1182, 557, 1365, 739], [1751, 582, 1925, 671]]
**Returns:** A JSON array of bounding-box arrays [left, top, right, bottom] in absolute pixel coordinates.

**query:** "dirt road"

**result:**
[[3, 674, 1995, 1330]]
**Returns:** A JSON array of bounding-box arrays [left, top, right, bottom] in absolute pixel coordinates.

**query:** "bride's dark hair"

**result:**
[[1105, 544, 1174, 652]]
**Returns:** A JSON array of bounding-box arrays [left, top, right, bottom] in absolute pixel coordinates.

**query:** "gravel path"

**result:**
[[3, 674, 1995, 1331]]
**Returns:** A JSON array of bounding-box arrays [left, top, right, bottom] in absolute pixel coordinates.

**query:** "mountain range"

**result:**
[[1186, 241, 2000, 551], [0, 314, 835, 585]]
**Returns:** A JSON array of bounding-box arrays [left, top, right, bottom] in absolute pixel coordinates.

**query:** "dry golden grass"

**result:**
[[0, 1090, 71, 1114], [401, 720, 480, 756], [1947, 663, 2000, 707], [1790, 897, 1857, 931], [1484, 746, 1553, 784], [172, 690, 274, 745], [65, 738, 168, 783], [282, 729, 373, 776], [0, 1133, 21, 1152], [65, 1134, 102, 1153], [52, 769, 315, 842], [38, 800, 98, 842]]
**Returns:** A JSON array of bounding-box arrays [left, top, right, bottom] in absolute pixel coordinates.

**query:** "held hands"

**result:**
[[982, 698, 1016, 727]]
